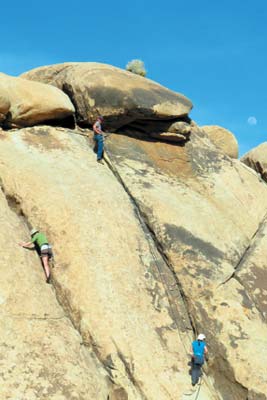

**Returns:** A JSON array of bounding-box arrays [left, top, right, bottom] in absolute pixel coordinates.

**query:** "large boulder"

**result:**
[[21, 62, 193, 131], [201, 125, 238, 158], [241, 142, 267, 182], [0, 72, 75, 127]]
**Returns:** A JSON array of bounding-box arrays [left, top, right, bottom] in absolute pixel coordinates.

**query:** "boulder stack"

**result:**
[[21, 62, 193, 132], [0, 61, 265, 400]]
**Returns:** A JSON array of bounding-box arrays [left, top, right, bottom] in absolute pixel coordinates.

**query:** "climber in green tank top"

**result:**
[[31, 231, 48, 248], [19, 228, 53, 283]]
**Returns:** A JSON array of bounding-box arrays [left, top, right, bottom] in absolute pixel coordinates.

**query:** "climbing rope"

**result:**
[[63, 126, 192, 346], [183, 375, 203, 399], [193, 376, 202, 400], [71, 129, 206, 397], [104, 150, 194, 351], [194, 377, 202, 400], [70, 128, 194, 350], [102, 150, 212, 399]]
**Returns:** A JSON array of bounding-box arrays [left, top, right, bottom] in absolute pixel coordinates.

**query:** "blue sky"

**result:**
[[1, 0, 267, 156]]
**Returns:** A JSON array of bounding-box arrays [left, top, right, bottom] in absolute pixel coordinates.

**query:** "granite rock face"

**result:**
[[21, 62, 193, 132], [0, 173, 110, 399], [0, 126, 217, 400], [105, 126, 267, 399], [0, 122, 266, 399], [241, 142, 267, 182]]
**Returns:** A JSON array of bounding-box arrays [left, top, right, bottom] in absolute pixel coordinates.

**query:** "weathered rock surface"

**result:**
[[0, 72, 75, 127], [236, 216, 267, 320], [0, 181, 110, 399], [241, 142, 267, 182], [0, 126, 218, 400], [201, 125, 238, 158], [21, 62, 193, 131], [0, 122, 267, 399], [105, 126, 267, 399]]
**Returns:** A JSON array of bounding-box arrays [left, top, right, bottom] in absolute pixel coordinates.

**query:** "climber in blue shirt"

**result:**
[[191, 333, 208, 386]]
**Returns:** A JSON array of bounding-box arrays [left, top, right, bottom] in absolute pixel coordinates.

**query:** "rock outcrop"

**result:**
[[0, 126, 218, 400], [0, 123, 266, 399], [0, 61, 265, 400], [105, 126, 267, 399], [0, 72, 75, 128], [241, 142, 267, 182], [201, 125, 238, 158], [21, 63, 193, 132]]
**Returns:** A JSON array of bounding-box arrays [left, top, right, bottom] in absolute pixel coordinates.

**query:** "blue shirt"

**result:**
[[192, 340, 206, 363]]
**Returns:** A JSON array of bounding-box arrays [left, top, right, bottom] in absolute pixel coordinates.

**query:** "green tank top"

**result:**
[[31, 232, 48, 248]]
